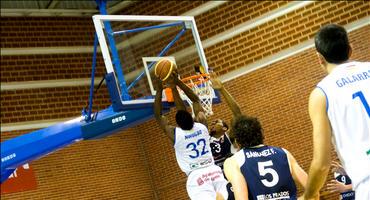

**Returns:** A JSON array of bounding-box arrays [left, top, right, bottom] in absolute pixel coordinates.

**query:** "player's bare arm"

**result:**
[[327, 179, 352, 193], [174, 75, 208, 126], [210, 73, 242, 141], [154, 78, 175, 142], [284, 149, 308, 188], [210, 73, 242, 117], [166, 75, 186, 111], [224, 157, 249, 200], [302, 88, 332, 199], [327, 161, 353, 193]]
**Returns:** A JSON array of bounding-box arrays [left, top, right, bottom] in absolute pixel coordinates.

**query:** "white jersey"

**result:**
[[174, 122, 214, 175], [317, 61, 370, 189]]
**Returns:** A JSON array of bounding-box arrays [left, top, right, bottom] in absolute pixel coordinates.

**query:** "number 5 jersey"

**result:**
[[234, 145, 297, 200]]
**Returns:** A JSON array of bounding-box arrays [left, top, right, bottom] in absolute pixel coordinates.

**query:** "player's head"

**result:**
[[176, 110, 194, 130], [231, 115, 264, 148], [315, 24, 351, 64], [210, 119, 229, 136]]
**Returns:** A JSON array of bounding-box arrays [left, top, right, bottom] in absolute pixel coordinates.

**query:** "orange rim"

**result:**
[[181, 73, 209, 87]]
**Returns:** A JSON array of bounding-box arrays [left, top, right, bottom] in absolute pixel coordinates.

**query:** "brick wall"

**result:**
[[1, 1, 369, 199], [1, 17, 95, 48], [1, 128, 156, 200]]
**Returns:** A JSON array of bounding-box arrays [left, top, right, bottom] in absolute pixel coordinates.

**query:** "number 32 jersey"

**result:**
[[174, 122, 214, 175], [234, 145, 296, 200]]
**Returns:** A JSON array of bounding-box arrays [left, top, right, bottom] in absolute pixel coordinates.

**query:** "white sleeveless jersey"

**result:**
[[317, 61, 370, 188], [174, 122, 214, 175]]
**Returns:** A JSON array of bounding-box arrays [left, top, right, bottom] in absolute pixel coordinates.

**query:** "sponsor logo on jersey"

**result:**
[[256, 191, 290, 200], [197, 177, 204, 186], [189, 158, 213, 170], [196, 170, 223, 186]]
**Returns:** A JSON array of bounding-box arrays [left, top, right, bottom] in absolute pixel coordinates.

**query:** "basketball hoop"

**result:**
[[179, 74, 215, 116]]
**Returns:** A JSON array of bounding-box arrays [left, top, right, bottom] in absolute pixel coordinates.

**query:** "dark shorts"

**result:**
[[226, 182, 235, 200]]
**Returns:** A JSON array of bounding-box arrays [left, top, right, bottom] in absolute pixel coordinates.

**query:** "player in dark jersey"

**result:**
[[210, 75, 242, 200], [327, 161, 355, 200], [223, 115, 307, 200], [209, 75, 241, 169]]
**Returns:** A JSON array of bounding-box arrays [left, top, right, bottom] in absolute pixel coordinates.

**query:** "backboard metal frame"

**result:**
[[92, 15, 210, 110]]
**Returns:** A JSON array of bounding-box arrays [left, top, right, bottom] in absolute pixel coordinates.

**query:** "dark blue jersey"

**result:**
[[239, 146, 297, 200], [210, 134, 234, 169], [335, 174, 355, 200]]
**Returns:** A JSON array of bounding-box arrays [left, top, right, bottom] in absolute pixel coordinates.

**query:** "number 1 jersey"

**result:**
[[234, 145, 297, 200], [316, 61, 370, 188], [174, 122, 214, 175]]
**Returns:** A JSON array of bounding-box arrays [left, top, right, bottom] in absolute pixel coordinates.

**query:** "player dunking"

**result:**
[[301, 24, 370, 199], [153, 74, 229, 200], [223, 115, 307, 199]]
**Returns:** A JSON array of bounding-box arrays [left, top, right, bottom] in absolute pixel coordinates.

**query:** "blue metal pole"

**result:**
[[112, 22, 184, 35], [96, 0, 131, 100], [86, 33, 99, 122], [127, 28, 187, 90]]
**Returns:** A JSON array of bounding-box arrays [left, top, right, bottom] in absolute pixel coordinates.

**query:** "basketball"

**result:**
[[154, 58, 176, 81]]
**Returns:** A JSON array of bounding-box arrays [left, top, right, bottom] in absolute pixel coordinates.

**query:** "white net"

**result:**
[[180, 74, 215, 116]]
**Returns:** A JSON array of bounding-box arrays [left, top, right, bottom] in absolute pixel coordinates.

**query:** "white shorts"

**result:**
[[354, 176, 370, 200], [186, 165, 229, 200]]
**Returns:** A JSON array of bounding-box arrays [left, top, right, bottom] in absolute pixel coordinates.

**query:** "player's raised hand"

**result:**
[[154, 76, 163, 90], [164, 74, 177, 89], [331, 161, 345, 174], [210, 72, 223, 90]]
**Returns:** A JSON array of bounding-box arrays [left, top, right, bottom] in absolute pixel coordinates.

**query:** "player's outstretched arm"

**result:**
[[284, 149, 308, 188], [224, 157, 248, 200], [168, 77, 186, 111], [210, 73, 242, 117], [210, 73, 241, 142], [154, 79, 175, 142], [302, 88, 332, 199], [173, 75, 207, 125], [174, 76, 202, 114]]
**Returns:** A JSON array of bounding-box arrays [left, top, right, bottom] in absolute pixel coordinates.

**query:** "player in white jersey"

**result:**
[[301, 24, 370, 200], [154, 75, 229, 200]]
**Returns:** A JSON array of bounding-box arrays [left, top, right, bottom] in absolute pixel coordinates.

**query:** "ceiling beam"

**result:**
[[107, 1, 136, 14], [1, 0, 136, 17], [47, 0, 60, 9], [1, 8, 98, 17]]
